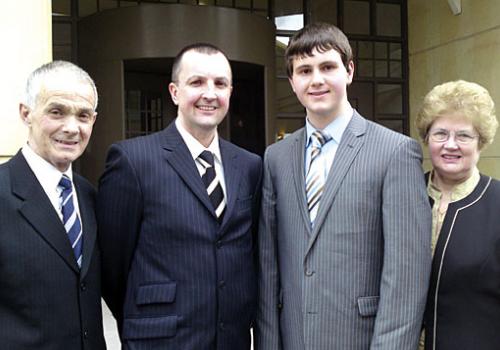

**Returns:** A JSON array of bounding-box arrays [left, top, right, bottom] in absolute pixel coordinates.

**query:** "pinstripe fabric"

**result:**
[[255, 111, 432, 350], [97, 122, 262, 350]]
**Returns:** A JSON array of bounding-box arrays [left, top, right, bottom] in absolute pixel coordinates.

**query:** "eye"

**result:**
[[430, 130, 448, 142], [215, 80, 229, 88], [189, 79, 202, 87], [296, 67, 311, 75], [456, 132, 476, 143], [321, 64, 335, 72], [49, 109, 63, 116], [79, 113, 93, 122]]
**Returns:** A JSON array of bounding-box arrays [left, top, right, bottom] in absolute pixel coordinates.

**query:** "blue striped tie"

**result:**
[[306, 130, 332, 225], [59, 175, 83, 267]]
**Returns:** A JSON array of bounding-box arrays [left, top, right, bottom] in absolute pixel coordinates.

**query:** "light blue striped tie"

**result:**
[[59, 175, 83, 267], [306, 130, 332, 225]]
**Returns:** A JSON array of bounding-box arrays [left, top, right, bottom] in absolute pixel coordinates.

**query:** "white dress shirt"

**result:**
[[21, 144, 82, 225]]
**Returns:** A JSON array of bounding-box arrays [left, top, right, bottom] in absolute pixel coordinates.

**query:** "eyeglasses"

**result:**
[[428, 128, 479, 144]]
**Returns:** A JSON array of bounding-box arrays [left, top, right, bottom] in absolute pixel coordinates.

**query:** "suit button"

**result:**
[[219, 322, 225, 330], [216, 240, 223, 249], [219, 280, 226, 289], [83, 330, 88, 339], [305, 269, 315, 277], [80, 282, 87, 291]]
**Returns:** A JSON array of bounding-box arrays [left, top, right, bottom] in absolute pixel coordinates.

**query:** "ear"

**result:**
[[19, 103, 32, 126], [346, 61, 355, 85], [168, 82, 179, 105], [288, 77, 296, 93]]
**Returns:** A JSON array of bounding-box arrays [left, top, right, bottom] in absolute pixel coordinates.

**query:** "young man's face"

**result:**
[[169, 50, 232, 140], [289, 47, 354, 127]]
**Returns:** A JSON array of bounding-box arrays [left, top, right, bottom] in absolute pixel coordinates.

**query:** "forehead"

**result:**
[[293, 47, 343, 66], [432, 113, 475, 129], [177, 51, 232, 80], [37, 75, 96, 108]]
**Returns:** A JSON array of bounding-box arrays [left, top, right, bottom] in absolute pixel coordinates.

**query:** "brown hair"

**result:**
[[285, 22, 353, 78]]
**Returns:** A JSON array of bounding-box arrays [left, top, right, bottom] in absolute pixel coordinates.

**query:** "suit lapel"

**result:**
[[219, 139, 240, 231], [291, 129, 312, 235], [75, 177, 96, 279], [306, 112, 367, 255], [10, 152, 79, 273], [161, 123, 217, 218]]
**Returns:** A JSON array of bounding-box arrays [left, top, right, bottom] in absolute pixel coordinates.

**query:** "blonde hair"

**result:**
[[416, 80, 498, 149]]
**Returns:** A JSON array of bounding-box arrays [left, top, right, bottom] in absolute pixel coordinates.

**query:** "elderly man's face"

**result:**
[[20, 75, 97, 172]]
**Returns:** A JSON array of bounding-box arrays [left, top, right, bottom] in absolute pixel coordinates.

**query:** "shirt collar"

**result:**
[[427, 167, 480, 203], [175, 118, 222, 163], [305, 105, 353, 148], [22, 143, 73, 190]]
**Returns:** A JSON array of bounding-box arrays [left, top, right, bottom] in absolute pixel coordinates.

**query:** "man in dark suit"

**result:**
[[0, 61, 106, 349], [97, 43, 262, 349]]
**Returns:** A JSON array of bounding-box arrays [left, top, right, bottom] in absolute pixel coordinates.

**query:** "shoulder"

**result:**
[[221, 138, 261, 162], [265, 127, 304, 157]]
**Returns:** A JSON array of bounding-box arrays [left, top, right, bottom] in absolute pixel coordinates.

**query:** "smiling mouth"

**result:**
[[442, 154, 461, 160], [196, 105, 217, 111], [308, 90, 329, 96], [55, 139, 79, 146]]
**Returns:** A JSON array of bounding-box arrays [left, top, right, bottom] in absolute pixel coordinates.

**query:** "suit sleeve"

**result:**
[[97, 143, 143, 330], [254, 149, 282, 350], [370, 138, 432, 350]]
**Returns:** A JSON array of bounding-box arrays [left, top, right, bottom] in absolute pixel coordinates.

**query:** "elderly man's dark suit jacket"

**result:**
[[0, 151, 106, 350], [97, 122, 262, 350]]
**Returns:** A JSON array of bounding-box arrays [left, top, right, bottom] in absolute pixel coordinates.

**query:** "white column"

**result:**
[[0, 0, 52, 163]]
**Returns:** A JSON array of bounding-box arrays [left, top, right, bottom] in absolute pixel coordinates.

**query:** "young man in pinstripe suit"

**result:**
[[255, 23, 431, 350]]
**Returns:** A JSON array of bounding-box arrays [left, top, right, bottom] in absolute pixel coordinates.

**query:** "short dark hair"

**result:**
[[285, 22, 353, 77], [171, 43, 231, 83]]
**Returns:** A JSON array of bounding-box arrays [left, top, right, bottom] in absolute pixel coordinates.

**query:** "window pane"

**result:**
[[358, 41, 373, 59], [53, 22, 72, 45], [52, 0, 71, 16], [375, 60, 387, 77], [374, 42, 387, 59], [344, 0, 370, 35], [376, 84, 402, 114], [389, 61, 402, 78], [310, 0, 338, 24], [275, 14, 304, 31], [378, 119, 403, 133], [377, 3, 401, 37], [389, 43, 401, 59], [79, 0, 97, 17], [253, 0, 268, 10], [357, 60, 373, 77]]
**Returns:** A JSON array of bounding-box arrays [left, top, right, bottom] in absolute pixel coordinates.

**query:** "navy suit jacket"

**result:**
[[97, 122, 262, 349], [0, 151, 106, 350]]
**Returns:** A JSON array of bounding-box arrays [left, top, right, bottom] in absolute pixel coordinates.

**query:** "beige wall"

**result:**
[[0, 0, 52, 163], [408, 0, 500, 177]]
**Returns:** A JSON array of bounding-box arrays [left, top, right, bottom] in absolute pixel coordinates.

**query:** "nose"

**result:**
[[62, 116, 80, 134], [311, 68, 324, 85], [443, 134, 459, 149], [202, 82, 217, 100]]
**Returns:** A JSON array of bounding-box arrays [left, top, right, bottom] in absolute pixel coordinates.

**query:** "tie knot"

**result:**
[[199, 150, 215, 168], [58, 175, 72, 191], [311, 130, 331, 148]]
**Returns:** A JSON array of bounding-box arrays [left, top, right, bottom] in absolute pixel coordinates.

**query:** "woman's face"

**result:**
[[428, 114, 480, 185]]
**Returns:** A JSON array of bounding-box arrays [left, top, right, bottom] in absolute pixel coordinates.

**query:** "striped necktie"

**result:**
[[306, 130, 332, 225], [59, 175, 83, 267], [198, 151, 226, 223]]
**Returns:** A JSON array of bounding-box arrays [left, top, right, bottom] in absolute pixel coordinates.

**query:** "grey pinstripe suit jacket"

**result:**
[[255, 111, 432, 350]]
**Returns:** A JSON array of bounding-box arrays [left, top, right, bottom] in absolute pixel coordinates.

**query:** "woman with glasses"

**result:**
[[416, 80, 500, 350]]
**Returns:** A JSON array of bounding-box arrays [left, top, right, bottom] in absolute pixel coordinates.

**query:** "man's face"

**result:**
[[289, 47, 354, 127], [20, 75, 97, 172], [169, 50, 232, 139]]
